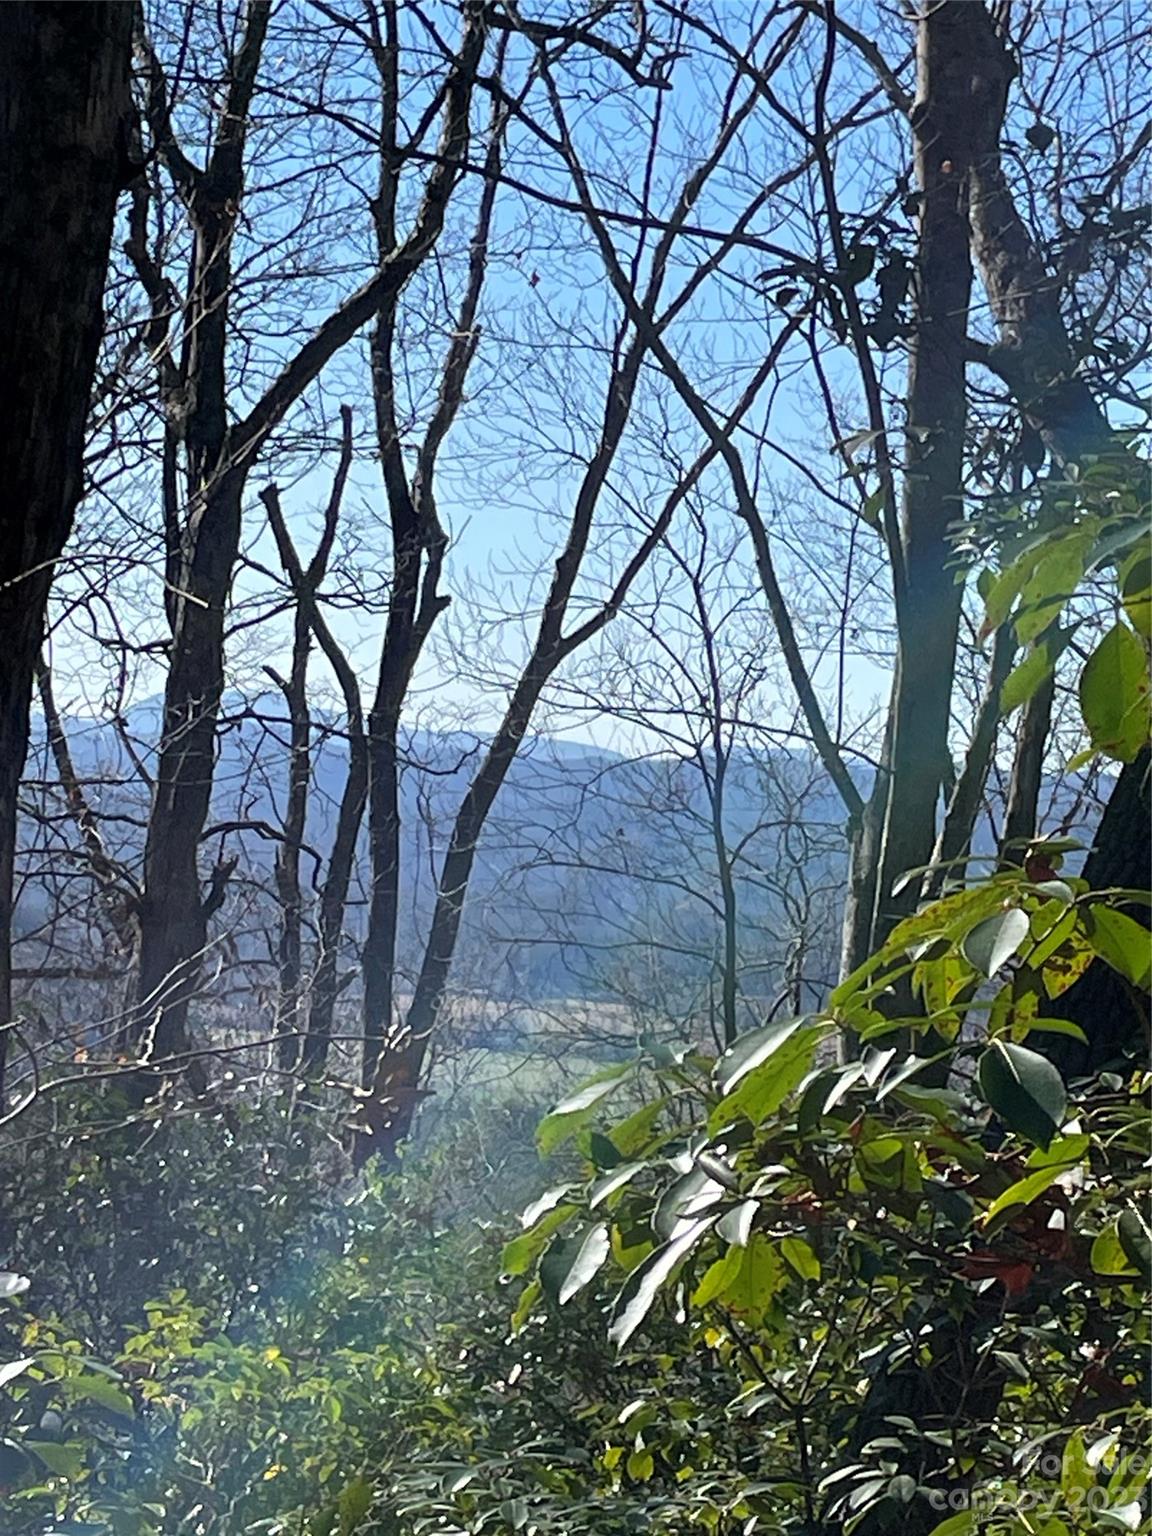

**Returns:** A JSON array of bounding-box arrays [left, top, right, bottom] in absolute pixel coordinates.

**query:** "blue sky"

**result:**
[[62, 0, 1133, 760]]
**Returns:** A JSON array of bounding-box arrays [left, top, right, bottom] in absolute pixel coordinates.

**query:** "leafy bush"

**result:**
[[496, 862, 1151, 1536]]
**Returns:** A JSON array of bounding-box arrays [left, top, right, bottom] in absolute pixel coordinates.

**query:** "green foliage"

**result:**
[[2, 448, 1147, 1536], [974, 456, 1151, 764], [497, 864, 1151, 1535], [0, 1095, 578, 1534]]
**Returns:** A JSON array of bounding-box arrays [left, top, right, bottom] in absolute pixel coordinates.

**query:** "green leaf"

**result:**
[[779, 1235, 821, 1281], [711, 1023, 822, 1130], [538, 1229, 583, 1303], [887, 881, 1010, 953], [608, 1216, 714, 1349], [1086, 906, 1151, 989], [0, 1356, 35, 1388], [588, 1131, 623, 1169], [1062, 1429, 1094, 1506], [626, 1449, 654, 1482], [589, 1162, 646, 1209], [1117, 1206, 1152, 1278], [1080, 622, 1150, 762], [26, 1439, 87, 1478], [652, 1166, 728, 1240], [983, 1164, 1070, 1222], [860, 485, 885, 528], [604, 1097, 669, 1158], [691, 1245, 744, 1307], [63, 1371, 134, 1418], [1120, 549, 1152, 638], [1024, 1017, 1088, 1043], [715, 1199, 759, 1248], [962, 907, 1031, 977], [926, 1513, 976, 1536], [1090, 1222, 1139, 1277], [1014, 532, 1092, 644], [977, 1040, 1066, 1150], [536, 1064, 633, 1155], [1026, 1132, 1090, 1168], [722, 1234, 785, 1324], [510, 1278, 542, 1335], [876, 1054, 939, 1101], [798, 1066, 847, 1133], [557, 1224, 611, 1305], [501, 1203, 577, 1277], [888, 1473, 917, 1504], [714, 1015, 810, 1096], [1098, 1502, 1145, 1531], [981, 548, 1041, 639], [1001, 634, 1067, 714], [520, 1186, 574, 1229]]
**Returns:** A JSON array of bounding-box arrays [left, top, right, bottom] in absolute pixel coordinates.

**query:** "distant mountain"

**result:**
[[18, 694, 1097, 1022]]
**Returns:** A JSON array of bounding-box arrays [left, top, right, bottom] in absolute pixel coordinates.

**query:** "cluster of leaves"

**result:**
[[0, 1094, 573, 1534], [966, 451, 1150, 760], [502, 862, 1151, 1535], [1, 459, 1147, 1536]]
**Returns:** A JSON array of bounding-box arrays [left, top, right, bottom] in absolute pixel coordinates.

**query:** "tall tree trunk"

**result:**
[[270, 623, 311, 1065], [133, 472, 247, 1060], [955, 8, 1150, 1062], [870, 1, 1008, 947], [304, 735, 368, 1072], [360, 340, 436, 1092], [358, 22, 499, 1097], [263, 408, 351, 1069], [0, 3, 133, 1096], [927, 623, 1016, 896], [131, 0, 272, 1064], [131, 0, 481, 1069], [261, 465, 368, 1077]]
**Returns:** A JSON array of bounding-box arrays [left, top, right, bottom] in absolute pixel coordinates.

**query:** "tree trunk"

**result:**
[[261, 466, 368, 1077], [270, 617, 311, 1066], [1000, 665, 1056, 862], [928, 623, 1016, 897], [130, 1, 272, 1066], [0, 3, 133, 1096], [870, 1, 1007, 947], [953, 3, 1150, 1069], [304, 731, 368, 1073], [1050, 749, 1151, 1074], [133, 473, 246, 1059]]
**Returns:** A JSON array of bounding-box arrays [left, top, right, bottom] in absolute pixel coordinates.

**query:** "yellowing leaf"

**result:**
[[1080, 622, 1150, 763]]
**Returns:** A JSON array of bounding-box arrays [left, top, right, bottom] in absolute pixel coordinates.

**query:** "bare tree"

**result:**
[[495, 515, 845, 1051], [126, 0, 488, 1077]]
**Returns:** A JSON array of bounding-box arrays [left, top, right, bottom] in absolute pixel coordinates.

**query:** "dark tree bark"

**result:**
[[1000, 666, 1057, 863], [130, 3, 486, 1071], [868, 1, 1011, 947], [953, 8, 1150, 1069], [131, 0, 272, 1060], [359, 25, 505, 1097], [1049, 749, 1151, 1075], [264, 409, 352, 1068], [261, 472, 369, 1076], [0, 3, 133, 1096]]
